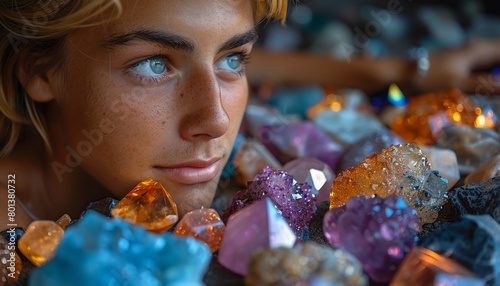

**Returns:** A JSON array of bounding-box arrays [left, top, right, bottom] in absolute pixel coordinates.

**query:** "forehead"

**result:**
[[69, 0, 256, 53]]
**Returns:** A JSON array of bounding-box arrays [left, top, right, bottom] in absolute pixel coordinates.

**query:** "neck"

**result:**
[[5, 127, 112, 221]]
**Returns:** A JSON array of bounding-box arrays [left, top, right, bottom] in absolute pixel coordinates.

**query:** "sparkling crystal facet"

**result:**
[[174, 208, 225, 253], [30, 212, 210, 286], [330, 143, 448, 224], [390, 88, 483, 145], [18, 221, 64, 266], [112, 179, 178, 232], [390, 247, 484, 286], [246, 241, 368, 286], [218, 198, 297, 276], [282, 157, 335, 203], [323, 195, 419, 283]]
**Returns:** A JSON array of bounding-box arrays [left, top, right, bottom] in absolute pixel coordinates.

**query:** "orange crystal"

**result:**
[[18, 221, 64, 266], [112, 179, 178, 232], [174, 208, 225, 253], [55, 214, 72, 229], [390, 88, 481, 145], [329, 144, 448, 224]]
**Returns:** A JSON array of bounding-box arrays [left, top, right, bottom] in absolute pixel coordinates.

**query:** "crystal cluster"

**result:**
[[112, 179, 178, 232], [30, 212, 210, 286], [17, 221, 64, 266], [245, 241, 368, 286], [419, 146, 460, 191], [323, 195, 420, 283], [174, 208, 225, 253], [390, 88, 483, 145], [420, 215, 500, 286], [222, 166, 316, 237], [218, 198, 297, 276], [390, 247, 484, 286], [330, 143, 448, 224]]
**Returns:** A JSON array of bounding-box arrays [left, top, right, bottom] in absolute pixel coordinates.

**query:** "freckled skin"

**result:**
[[0, 0, 253, 224]]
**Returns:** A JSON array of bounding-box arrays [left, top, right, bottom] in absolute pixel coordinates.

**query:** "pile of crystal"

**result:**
[[245, 241, 368, 286], [330, 143, 448, 224], [17, 221, 64, 266], [112, 179, 178, 232], [420, 215, 500, 286], [323, 195, 420, 283], [30, 212, 211, 286], [390, 88, 495, 145], [218, 198, 297, 276], [173, 208, 225, 253], [390, 247, 484, 286], [222, 166, 316, 237]]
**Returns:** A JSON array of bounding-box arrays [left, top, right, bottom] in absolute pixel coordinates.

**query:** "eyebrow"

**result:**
[[102, 28, 258, 53]]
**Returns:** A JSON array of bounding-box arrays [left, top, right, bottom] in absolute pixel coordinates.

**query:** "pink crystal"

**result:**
[[258, 121, 343, 168], [282, 157, 335, 203], [218, 198, 297, 275], [323, 195, 419, 283]]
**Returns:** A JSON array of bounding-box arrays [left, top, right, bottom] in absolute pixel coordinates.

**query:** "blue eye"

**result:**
[[130, 56, 167, 76], [216, 54, 242, 72]]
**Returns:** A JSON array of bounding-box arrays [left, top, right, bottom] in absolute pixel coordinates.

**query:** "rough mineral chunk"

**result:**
[[465, 154, 500, 184], [323, 195, 419, 283], [30, 212, 210, 286], [330, 143, 448, 224], [245, 241, 368, 286], [420, 215, 500, 286]]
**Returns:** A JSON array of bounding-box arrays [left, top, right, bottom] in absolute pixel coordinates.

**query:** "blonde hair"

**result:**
[[0, 0, 288, 158]]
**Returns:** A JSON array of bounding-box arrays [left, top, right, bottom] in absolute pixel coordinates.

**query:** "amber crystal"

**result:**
[[18, 221, 64, 266], [390, 88, 481, 145], [112, 179, 178, 232], [390, 247, 483, 286], [55, 214, 72, 229], [329, 144, 448, 224], [174, 208, 225, 253]]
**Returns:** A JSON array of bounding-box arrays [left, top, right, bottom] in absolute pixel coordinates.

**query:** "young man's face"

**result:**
[[50, 0, 255, 215]]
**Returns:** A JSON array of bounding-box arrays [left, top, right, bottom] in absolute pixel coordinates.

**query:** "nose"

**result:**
[[179, 67, 230, 141]]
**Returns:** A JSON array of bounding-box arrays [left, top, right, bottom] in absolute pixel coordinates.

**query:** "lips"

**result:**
[[154, 158, 222, 185]]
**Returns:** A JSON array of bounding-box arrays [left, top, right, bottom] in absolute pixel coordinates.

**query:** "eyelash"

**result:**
[[126, 50, 252, 84]]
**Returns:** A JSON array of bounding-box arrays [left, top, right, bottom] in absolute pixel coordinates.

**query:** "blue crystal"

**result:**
[[30, 211, 210, 286]]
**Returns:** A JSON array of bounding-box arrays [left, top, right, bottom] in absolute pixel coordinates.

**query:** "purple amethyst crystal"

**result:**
[[323, 195, 420, 283], [222, 166, 316, 238]]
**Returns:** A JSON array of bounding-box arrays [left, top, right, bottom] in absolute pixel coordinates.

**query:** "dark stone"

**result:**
[[204, 252, 244, 286], [446, 176, 500, 223], [80, 197, 119, 218], [420, 215, 500, 286]]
